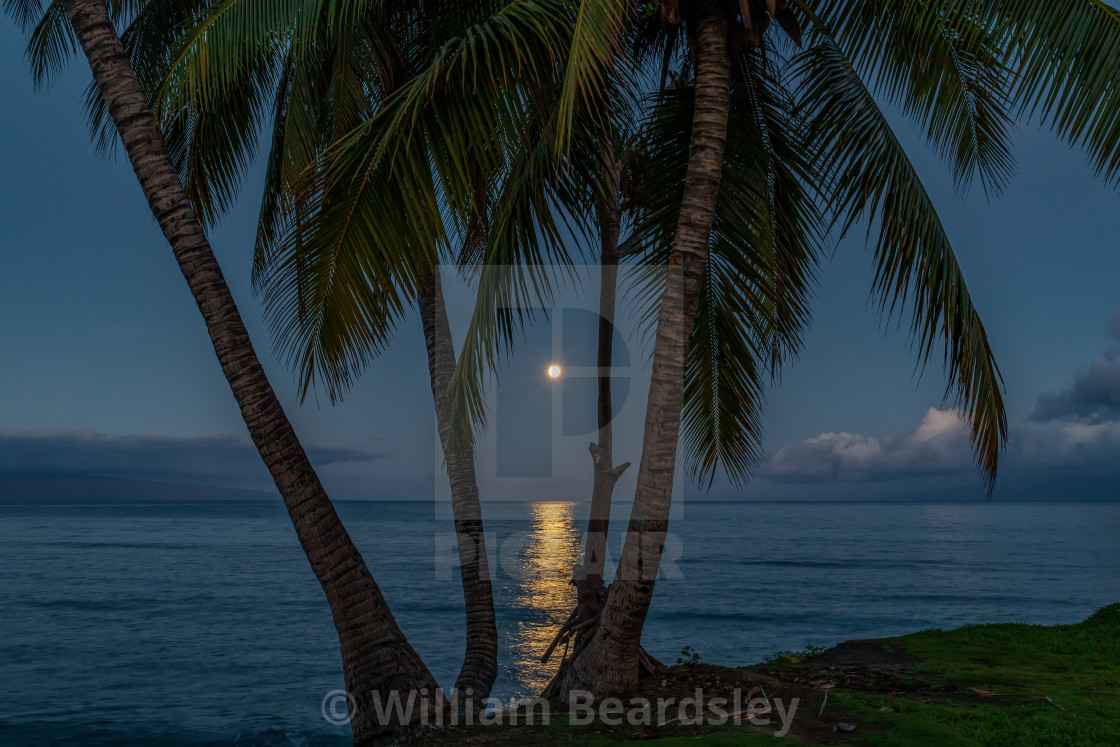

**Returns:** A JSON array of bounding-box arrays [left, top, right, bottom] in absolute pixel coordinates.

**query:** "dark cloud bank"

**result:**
[[1030, 353, 1120, 425], [0, 430, 383, 502]]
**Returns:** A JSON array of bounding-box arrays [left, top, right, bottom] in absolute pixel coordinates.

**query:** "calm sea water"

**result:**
[[1, 500, 1118, 745]]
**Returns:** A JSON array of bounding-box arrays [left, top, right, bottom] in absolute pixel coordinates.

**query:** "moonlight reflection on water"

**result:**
[[501, 501, 581, 696]]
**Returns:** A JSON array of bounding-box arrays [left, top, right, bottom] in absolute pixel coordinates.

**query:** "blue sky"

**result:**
[[1, 20, 1118, 502]]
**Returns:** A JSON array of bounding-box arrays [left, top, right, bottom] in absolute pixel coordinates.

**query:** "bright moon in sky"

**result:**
[[547, 364, 562, 379]]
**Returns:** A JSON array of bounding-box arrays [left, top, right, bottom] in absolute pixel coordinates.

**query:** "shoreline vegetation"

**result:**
[[425, 604, 1120, 744]]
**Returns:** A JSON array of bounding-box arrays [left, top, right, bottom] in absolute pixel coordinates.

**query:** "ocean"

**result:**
[[1, 500, 1118, 745]]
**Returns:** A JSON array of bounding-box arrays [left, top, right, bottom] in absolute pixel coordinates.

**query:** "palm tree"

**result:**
[[544, 24, 822, 693], [235, 1, 574, 706], [549, 0, 752, 697], [537, 45, 819, 681], [566, 144, 633, 624], [5, 0, 447, 740], [540, 0, 1120, 698], [87, 0, 587, 706], [418, 269, 498, 706], [94, 0, 509, 708], [535, 133, 640, 676]]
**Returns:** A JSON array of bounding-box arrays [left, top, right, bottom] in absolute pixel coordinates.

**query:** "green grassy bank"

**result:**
[[431, 603, 1120, 745]]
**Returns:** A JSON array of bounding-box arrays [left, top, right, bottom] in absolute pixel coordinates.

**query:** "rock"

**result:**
[[833, 722, 858, 732], [879, 706, 895, 712]]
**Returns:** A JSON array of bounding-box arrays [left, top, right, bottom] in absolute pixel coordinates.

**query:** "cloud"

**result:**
[[764, 408, 974, 483], [1013, 418, 1120, 471], [0, 430, 383, 489], [766, 405, 1120, 485], [758, 310, 1120, 490], [1029, 356, 1120, 424]]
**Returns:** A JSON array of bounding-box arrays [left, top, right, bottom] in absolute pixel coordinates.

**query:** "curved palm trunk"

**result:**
[[553, 1, 731, 699], [417, 268, 498, 710], [61, 1, 444, 741]]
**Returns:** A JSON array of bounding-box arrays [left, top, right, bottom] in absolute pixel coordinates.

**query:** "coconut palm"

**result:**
[[532, 128, 640, 675], [78, 0, 523, 708], [535, 45, 821, 683], [539, 0, 1120, 698], [235, 0, 574, 704], [82, 0, 586, 707], [4, 0, 451, 740]]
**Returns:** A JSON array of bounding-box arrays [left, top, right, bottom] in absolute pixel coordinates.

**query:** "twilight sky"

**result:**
[[1, 21, 1118, 502]]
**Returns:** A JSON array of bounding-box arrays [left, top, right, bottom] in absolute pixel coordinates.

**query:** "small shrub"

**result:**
[[764, 644, 826, 667], [676, 645, 701, 665]]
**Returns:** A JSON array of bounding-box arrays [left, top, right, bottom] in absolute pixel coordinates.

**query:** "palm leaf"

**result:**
[[808, 0, 1017, 197], [258, 0, 572, 403], [444, 123, 588, 451], [555, 0, 630, 150], [991, 0, 1120, 186], [626, 45, 823, 488], [23, 0, 75, 87], [794, 33, 1007, 490]]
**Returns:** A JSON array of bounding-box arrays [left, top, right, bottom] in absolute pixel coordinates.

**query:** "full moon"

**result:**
[[547, 364, 562, 379]]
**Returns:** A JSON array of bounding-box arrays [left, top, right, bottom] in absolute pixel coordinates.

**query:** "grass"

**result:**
[[833, 603, 1120, 745], [429, 604, 1120, 745]]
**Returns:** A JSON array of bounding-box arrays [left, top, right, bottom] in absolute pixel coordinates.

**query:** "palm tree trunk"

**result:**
[[417, 268, 498, 711], [60, 1, 443, 741], [540, 170, 651, 697], [581, 170, 629, 591], [552, 0, 731, 698]]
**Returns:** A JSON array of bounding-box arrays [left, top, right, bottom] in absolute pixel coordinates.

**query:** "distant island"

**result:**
[[0, 473, 276, 503]]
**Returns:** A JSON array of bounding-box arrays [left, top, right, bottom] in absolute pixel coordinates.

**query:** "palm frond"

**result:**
[[991, 0, 1120, 187], [23, 0, 75, 87], [444, 128, 587, 451], [254, 16, 389, 279], [555, 0, 630, 150], [16, 0, 190, 87], [258, 0, 572, 403], [258, 146, 431, 402], [808, 0, 1017, 197], [3, 0, 45, 33], [74, 0, 289, 226], [163, 50, 280, 228], [253, 51, 298, 284], [794, 33, 1007, 490], [625, 47, 823, 488], [153, 0, 305, 107]]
